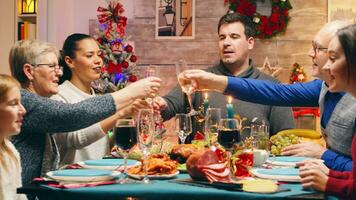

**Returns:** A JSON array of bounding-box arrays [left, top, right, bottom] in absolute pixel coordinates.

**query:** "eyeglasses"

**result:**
[[312, 41, 328, 56], [34, 63, 63, 72]]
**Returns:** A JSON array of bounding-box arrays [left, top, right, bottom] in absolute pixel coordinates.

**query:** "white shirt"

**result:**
[[50, 81, 110, 166], [0, 139, 27, 200]]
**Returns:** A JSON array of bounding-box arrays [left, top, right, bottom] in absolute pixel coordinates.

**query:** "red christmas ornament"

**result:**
[[125, 44, 133, 53], [128, 75, 137, 82], [121, 61, 129, 69], [130, 55, 137, 62]]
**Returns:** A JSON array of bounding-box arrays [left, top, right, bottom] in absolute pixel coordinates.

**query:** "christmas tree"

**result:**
[[92, 0, 138, 93], [289, 63, 307, 84]]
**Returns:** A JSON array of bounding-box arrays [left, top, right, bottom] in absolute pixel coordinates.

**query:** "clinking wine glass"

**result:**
[[175, 113, 192, 144], [144, 65, 160, 104], [137, 109, 155, 184], [176, 59, 199, 116], [217, 118, 241, 181], [144, 65, 163, 132], [205, 108, 221, 148], [114, 119, 138, 184]]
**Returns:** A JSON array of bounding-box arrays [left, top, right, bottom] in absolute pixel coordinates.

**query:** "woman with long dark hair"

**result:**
[[299, 24, 356, 199], [50, 33, 149, 166]]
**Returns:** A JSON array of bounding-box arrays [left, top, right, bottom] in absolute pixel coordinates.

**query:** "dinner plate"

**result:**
[[78, 159, 140, 170], [128, 171, 179, 180], [266, 156, 311, 167], [46, 169, 121, 182], [250, 168, 300, 182]]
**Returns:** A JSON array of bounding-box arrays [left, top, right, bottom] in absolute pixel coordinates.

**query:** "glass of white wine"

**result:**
[[175, 59, 199, 116]]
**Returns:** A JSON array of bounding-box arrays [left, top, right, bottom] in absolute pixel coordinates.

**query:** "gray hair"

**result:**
[[9, 40, 59, 84]]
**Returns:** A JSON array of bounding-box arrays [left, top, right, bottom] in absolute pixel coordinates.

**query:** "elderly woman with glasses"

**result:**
[[9, 40, 161, 187]]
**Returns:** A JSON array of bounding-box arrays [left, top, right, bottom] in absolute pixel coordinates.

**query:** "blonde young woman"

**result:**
[[0, 74, 27, 200], [51, 33, 149, 166]]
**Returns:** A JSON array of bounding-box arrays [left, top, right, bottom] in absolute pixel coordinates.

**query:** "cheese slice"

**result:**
[[238, 179, 278, 193]]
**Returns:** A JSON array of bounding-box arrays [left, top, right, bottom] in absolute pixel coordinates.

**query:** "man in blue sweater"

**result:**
[[178, 20, 355, 172]]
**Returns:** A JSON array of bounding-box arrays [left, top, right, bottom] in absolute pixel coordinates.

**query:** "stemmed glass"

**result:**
[[137, 109, 155, 184], [144, 65, 164, 146], [174, 113, 192, 144], [217, 118, 241, 180], [176, 59, 199, 116], [204, 108, 221, 147], [114, 119, 138, 184], [144, 65, 160, 104]]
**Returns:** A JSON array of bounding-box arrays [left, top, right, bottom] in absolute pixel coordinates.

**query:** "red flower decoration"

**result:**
[[282, 9, 289, 17], [226, 0, 292, 39], [130, 55, 137, 63], [269, 12, 280, 24]]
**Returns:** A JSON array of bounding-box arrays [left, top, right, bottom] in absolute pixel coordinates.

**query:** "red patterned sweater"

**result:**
[[326, 133, 356, 199]]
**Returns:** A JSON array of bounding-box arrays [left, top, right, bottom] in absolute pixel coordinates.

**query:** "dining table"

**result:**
[[18, 172, 338, 200]]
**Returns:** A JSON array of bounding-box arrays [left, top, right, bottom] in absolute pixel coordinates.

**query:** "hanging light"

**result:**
[[21, 0, 37, 14], [163, 0, 175, 26]]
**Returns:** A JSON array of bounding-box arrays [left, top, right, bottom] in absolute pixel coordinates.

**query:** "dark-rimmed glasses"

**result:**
[[312, 41, 328, 56]]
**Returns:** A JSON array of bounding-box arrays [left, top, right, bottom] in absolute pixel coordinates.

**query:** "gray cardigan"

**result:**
[[162, 61, 295, 142], [12, 89, 116, 185], [319, 83, 356, 156]]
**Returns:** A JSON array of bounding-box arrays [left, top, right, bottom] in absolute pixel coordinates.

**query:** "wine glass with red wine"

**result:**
[[217, 118, 241, 181], [115, 119, 137, 183]]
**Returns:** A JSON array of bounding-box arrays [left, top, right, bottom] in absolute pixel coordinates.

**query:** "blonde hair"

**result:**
[[0, 74, 21, 172], [9, 40, 59, 85]]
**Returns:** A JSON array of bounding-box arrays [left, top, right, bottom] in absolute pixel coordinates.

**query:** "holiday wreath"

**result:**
[[224, 0, 292, 39]]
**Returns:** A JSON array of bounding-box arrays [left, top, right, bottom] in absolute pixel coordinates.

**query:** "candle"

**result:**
[[226, 96, 234, 118], [203, 93, 209, 115]]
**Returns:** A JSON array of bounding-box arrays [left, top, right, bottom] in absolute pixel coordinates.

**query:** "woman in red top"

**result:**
[[299, 24, 356, 199]]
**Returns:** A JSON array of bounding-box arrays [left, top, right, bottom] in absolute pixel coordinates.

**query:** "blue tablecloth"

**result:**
[[23, 174, 333, 200]]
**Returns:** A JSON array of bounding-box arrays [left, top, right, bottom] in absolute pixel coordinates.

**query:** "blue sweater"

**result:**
[[224, 78, 352, 171]]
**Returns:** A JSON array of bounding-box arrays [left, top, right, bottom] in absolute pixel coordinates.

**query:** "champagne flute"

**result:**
[[205, 108, 221, 147], [137, 109, 155, 184], [144, 65, 160, 104], [176, 59, 199, 116], [144, 65, 164, 145], [217, 118, 241, 181], [174, 113, 192, 144], [114, 119, 138, 184]]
